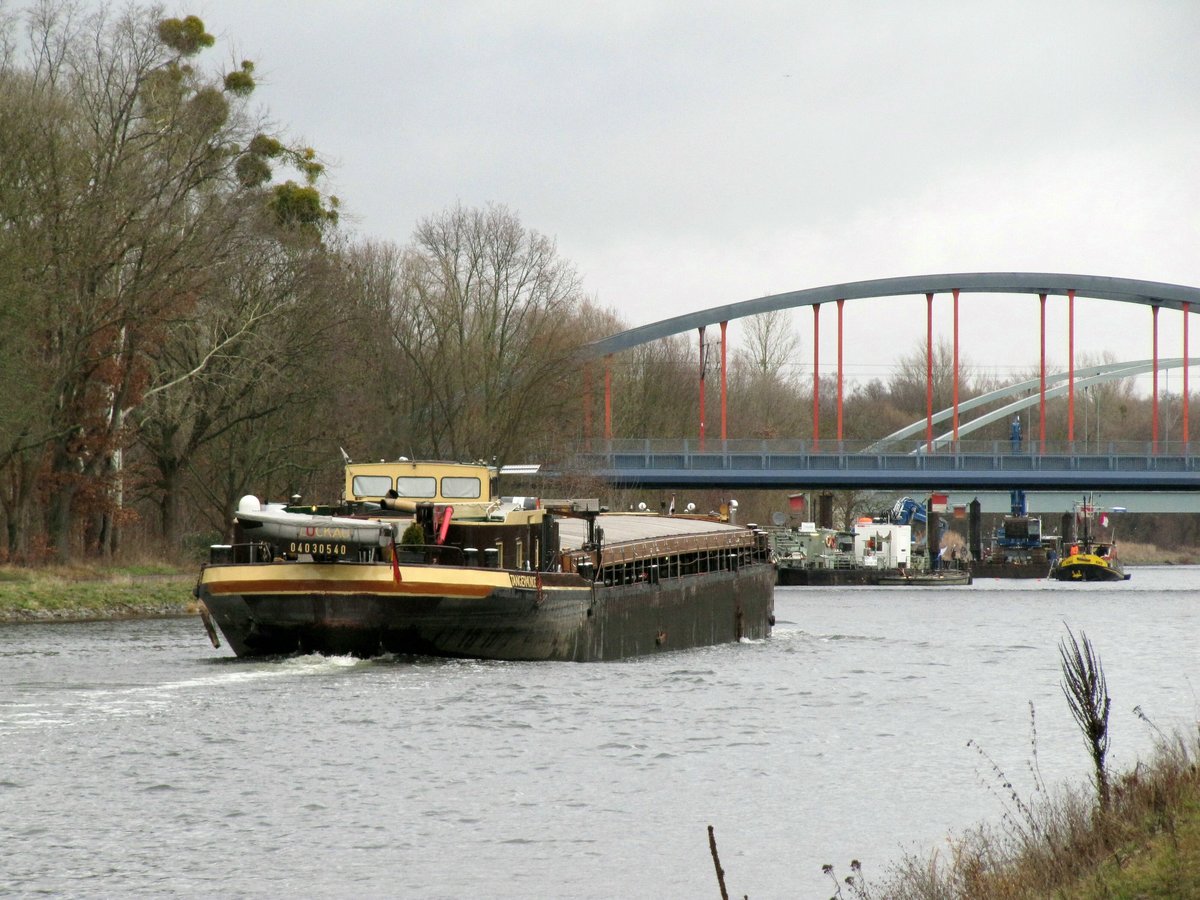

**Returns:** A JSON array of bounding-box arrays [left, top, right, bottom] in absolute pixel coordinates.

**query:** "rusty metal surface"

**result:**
[[557, 513, 758, 568], [557, 513, 747, 548]]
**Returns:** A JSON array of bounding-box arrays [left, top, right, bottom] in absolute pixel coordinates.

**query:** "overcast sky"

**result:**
[[194, 0, 1200, 391]]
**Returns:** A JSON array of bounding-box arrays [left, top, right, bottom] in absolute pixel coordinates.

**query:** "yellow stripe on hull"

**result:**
[[200, 562, 583, 598]]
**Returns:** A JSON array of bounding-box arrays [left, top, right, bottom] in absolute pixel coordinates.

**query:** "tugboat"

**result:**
[[1049, 496, 1130, 582], [195, 456, 776, 660]]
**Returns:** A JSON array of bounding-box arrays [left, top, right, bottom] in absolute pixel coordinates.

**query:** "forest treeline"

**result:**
[[0, 3, 1193, 564]]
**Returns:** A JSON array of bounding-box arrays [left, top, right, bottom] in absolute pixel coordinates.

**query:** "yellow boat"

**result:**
[[1049, 496, 1130, 582]]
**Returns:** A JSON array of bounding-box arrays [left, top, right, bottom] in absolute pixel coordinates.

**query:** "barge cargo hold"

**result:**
[[196, 459, 774, 661]]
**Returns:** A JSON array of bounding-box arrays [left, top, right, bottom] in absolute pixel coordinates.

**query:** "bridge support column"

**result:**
[[1152, 305, 1160, 454], [604, 354, 613, 442], [583, 361, 593, 443], [720, 320, 728, 442], [818, 491, 833, 530], [1068, 289, 1076, 444], [968, 498, 982, 563], [1039, 293, 1047, 454], [697, 326, 707, 449], [836, 299, 844, 442], [812, 304, 821, 449], [952, 289, 960, 447], [1185, 302, 1191, 450], [925, 293, 933, 451]]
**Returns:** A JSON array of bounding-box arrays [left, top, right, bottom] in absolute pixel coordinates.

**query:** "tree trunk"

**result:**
[[159, 461, 183, 549], [2, 455, 40, 561], [48, 483, 77, 563]]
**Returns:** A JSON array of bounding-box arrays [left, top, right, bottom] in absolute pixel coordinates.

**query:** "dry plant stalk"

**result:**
[[1058, 625, 1111, 809]]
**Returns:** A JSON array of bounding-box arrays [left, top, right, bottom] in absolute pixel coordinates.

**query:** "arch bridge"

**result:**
[[572, 273, 1199, 494], [578, 271, 1190, 458]]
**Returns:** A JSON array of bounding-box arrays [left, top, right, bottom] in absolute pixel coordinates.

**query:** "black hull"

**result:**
[[777, 565, 971, 586], [970, 562, 1051, 579], [1050, 564, 1129, 582], [777, 566, 897, 586], [200, 563, 775, 662]]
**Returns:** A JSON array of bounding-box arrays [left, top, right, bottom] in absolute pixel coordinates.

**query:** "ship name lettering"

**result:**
[[509, 574, 538, 589], [304, 526, 351, 539]]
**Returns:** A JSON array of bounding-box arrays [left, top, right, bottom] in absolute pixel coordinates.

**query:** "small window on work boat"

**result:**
[[395, 476, 437, 498], [352, 475, 394, 498], [441, 476, 482, 499]]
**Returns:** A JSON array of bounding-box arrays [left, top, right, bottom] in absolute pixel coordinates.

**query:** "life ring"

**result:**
[[825, 535, 835, 549]]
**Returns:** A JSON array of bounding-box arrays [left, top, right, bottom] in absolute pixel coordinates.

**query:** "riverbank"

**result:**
[[853, 720, 1200, 898], [0, 565, 197, 623], [0, 551, 1185, 624]]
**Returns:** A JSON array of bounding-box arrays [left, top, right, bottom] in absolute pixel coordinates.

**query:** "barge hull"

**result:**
[[199, 562, 775, 662], [970, 562, 1050, 579], [777, 567, 895, 586]]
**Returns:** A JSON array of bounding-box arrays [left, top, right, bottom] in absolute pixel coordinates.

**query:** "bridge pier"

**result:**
[[818, 491, 833, 530]]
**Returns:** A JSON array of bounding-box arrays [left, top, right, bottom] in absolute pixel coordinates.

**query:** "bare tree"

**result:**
[[729, 309, 805, 439], [134, 212, 341, 548], [610, 335, 696, 440], [385, 204, 587, 465], [0, 4, 334, 559], [887, 337, 974, 422]]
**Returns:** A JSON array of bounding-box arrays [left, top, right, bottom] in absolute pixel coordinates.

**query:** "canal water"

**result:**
[[2, 568, 1197, 898]]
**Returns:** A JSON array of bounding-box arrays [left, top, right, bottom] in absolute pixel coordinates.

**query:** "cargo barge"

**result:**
[[195, 458, 775, 661]]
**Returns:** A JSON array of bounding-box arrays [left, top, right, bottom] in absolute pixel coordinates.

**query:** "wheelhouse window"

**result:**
[[441, 476, 482, 499], [352, 475, 393, 497], [395, 476, 437, 498]]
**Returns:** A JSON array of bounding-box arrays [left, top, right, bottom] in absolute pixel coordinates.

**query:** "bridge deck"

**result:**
[[569, 440, 1200, 491]]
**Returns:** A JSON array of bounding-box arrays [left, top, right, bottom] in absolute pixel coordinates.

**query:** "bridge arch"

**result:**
[[581, 272, 1198, 452], [583, 272, 1200, 357]]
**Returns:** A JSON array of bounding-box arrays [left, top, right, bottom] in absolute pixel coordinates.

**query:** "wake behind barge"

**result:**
[[196, 459, 775, 661]]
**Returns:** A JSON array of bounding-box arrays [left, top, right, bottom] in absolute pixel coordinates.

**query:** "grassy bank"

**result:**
[[0, 564, 198, 622], [817, 631, 1200, 899], [852, 725, 1200, 899]]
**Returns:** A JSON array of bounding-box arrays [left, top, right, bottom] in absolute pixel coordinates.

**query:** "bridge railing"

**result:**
[[573, 438, 1194, 458]]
